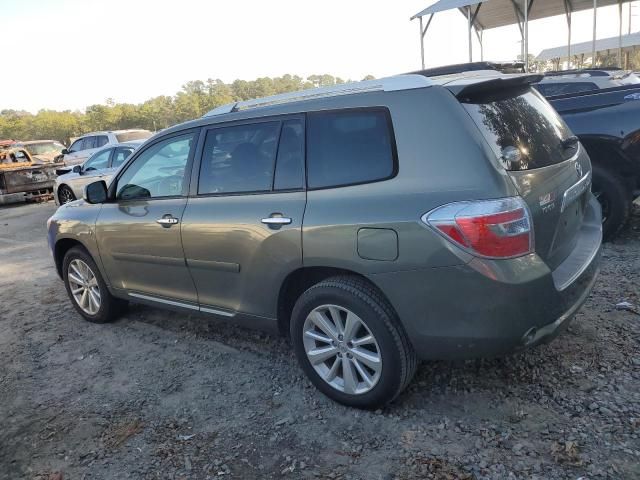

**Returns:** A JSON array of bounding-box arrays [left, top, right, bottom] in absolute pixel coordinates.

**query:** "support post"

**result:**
[[564, 0, 572, 69], [592, 0, 597, 67], [523, 0, 529, 71], [618, 0, 623, 68], [467, 7, 473, 62], [418, 14, 434, 70], [419, 16, 425, 69]]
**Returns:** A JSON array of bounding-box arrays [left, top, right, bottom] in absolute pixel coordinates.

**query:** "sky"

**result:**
[[1, 0, 638, 113]]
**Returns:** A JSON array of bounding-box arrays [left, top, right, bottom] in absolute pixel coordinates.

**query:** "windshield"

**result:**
[[116, 131, 152, 143], [24, 141, 65, 156], [462, 87, 574, 171]]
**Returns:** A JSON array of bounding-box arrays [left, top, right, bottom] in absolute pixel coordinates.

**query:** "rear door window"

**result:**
[[462, 88, 575, 171], [306, 109, 396, 189], [198, 121, 280, 195]]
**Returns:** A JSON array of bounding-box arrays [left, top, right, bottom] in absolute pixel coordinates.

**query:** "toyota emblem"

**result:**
[[575, 162, 583, 178]]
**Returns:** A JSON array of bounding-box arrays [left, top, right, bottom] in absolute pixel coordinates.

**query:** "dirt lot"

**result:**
[[0, 201, 639, 480]]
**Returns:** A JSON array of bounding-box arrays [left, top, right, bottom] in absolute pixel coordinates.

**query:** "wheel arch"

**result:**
[[276, 266, 394, 337], [579, 135, 639, 181], [54, 237, 90, 279]]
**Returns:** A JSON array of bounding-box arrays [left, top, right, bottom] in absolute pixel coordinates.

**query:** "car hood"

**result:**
[[56, 172, 80, 182]]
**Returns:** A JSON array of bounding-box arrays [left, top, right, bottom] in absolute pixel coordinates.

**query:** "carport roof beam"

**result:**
[[411, 0, 634, 31]]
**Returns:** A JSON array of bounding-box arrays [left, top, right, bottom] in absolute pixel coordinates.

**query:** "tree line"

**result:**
[[0, 74, 374, 145]]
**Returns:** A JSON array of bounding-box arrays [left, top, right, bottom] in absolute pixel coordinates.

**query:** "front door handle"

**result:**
[[261, 216, 292, 226], [156, 215, 179, 227]]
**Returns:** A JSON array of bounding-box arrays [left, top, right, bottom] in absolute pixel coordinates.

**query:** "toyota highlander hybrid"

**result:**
[[47, 72, 602, 408]]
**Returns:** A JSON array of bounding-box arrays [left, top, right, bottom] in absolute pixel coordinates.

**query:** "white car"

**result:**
[[55, 141, 143, 205], [61, 129, 152, 167]]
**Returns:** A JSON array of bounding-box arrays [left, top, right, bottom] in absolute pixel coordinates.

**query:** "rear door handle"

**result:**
[[261, 216, 292, 226], [156, 215, 179, 227]]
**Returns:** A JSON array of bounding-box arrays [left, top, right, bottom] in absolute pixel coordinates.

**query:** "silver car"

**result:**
[[54, 141, 143, 205], [61, 130, 152, 167]]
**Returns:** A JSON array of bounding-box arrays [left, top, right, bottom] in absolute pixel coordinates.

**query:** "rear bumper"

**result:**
[[368, 195, 602, 360]]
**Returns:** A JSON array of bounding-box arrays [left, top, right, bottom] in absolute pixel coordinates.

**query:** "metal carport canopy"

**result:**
[[412, 0, 634, 71], [411, 0, 630, 30]]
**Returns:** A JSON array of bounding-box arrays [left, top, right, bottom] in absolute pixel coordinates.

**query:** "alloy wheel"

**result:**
[[67, 259, 101, 315], [302, 304, 382, 395], [59, 186, 75, 204]]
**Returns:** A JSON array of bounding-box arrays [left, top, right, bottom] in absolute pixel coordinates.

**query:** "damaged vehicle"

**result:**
[[0, 147, 62, 203], [15, 140, 66, 163]]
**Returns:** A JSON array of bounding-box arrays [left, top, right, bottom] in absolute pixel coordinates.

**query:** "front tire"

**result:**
[[58, 185, 76, 204], [290, 276, 417, 409], [62, 247, 126, 323], [591, 165, 631, 241]]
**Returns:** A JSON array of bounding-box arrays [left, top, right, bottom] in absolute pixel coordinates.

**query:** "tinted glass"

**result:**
[[462, 88, 574, 171], [111, 147, 134, 168], [117, 134, 194, 200], [69, 139, 84, 153], [307, 109, 395, 189], [535, 82, 598, 96], [83, 149, 111, 171], [84, 136, 98, 149], [198, 122, 280, 194], [274, 119, 304, 190], [116, 130, 153, 142], [96, 135, 109, 147]]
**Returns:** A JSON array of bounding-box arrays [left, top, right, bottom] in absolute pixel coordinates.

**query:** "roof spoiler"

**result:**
[[448, 74, 543, 99]]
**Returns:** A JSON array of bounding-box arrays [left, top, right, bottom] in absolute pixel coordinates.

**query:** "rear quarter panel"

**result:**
[[302, 87, 518, 274]]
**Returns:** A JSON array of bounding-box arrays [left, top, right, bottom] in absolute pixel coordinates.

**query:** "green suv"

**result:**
[[48, 72, 602, 408]]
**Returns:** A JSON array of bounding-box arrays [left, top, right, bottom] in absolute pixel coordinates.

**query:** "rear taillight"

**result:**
[[422, 197, 533, 259]]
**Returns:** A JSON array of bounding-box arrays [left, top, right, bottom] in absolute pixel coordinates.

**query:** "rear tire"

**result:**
[[62, 246, 126, 323], [591, 165, 631, 241], [290, 275, 417, 409], [58, 185, 76, 204]]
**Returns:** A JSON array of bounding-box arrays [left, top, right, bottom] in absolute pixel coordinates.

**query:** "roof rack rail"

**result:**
[[203, 74, 432, 117], [411, 61, 525, 78]]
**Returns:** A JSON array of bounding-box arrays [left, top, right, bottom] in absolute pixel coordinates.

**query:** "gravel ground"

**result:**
[[0, 201, 639, 480]]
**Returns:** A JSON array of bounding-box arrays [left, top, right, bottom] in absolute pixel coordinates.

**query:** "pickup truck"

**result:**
[[544, 84, 640, 239], [0, 147, 62, 204]]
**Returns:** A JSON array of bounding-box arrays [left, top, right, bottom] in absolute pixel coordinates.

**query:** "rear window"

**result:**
[[116, 130, 153, 143], [535, 82, 598, 96], [462, 88, 574, 171], [307, 109, 396, 189]]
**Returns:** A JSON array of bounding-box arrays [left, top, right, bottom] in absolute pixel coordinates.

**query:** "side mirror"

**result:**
[[61, 148, 69, 155], [72, 165, 82, 174], [84, 180, 108, 204]]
